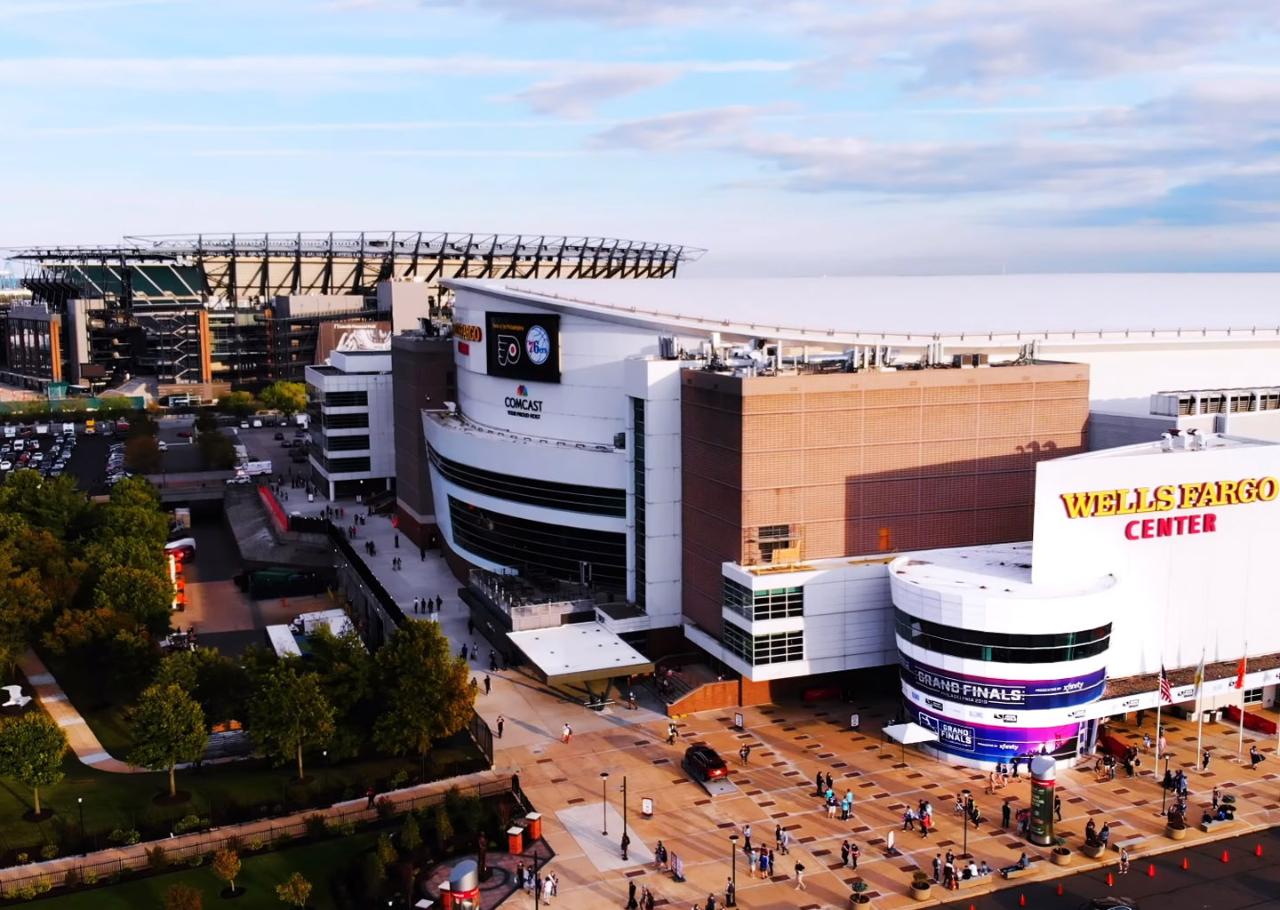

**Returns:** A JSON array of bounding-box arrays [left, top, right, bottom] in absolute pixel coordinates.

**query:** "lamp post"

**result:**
[[961, 789, 970, 858], [77, 797, 84, 854], [600, 772, 609, 836], [532, 842, 541, 910], [1161, 754, 1172, 815], [621, 776, 628, 842], [728, 833, 739, 907]]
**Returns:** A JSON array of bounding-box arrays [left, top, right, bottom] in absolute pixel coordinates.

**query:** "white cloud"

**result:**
[[0, 0, 185, 18], [509, 69, 681, 118]]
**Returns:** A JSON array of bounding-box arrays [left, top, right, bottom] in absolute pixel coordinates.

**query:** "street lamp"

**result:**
[[77, 797, 84, 854], [620, 776, 629, 843], [1161, 753, 1172, 815], [961, 788, 971, 858], [727, 834, 739, 907], [600, 772, 609, 836]]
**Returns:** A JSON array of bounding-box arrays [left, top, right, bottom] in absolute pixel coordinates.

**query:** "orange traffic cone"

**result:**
[[1181, 856, 1190, 871], [1106, 872, 1115, 887], [1256, 844, 1264, 858], [1147, 863, 1156, 878], [1018, 894, 1027, 908], [1056, 882, 1065, 896], [1221, 849, 1230, 864]]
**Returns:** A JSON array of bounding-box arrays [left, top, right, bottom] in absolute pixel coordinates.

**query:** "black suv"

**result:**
[[683, 745, 728, 782]]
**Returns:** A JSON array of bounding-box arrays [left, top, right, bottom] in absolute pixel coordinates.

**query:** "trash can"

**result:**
[[507, 826, 524, 855], [525, 812, 542, 841]]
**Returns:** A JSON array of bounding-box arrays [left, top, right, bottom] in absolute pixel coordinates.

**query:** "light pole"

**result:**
[[961, 788, 970, 858], [1161, 754, 1172, 815], [600, 772, 609, 836], [621, 776, 628, 842], [728, 834, 739, 907], [77, 797, 84, 854], [532, 842, 541, 910]]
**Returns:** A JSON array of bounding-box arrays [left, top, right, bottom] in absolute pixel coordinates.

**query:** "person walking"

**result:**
[[626, 880, 638, 909], [496, 715, 505, 739], [815, 771, 824, 796], [849, 842, 859, 870], [841, 840, 850, 867], [483, 674, 491, 695], [365, 786, 376, 809], [1001, 801, 1012, 829], [793, 860, 806, 890], [667, 722, 678, 745], [774, 824, 783, 853], [739, 743, 750, 766], [825, 771, 834, 793], [1202, 749, 1211, 771], [932, 854, 941, 883], [543, 874, 554, 904], [562, 723, 573, 744], [742, 823, 752, 853], [1054, 794, 1063, 822], [621, 832, 631, 860]]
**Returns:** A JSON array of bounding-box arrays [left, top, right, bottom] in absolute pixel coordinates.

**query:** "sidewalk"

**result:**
[[17, 651, 136, 774]]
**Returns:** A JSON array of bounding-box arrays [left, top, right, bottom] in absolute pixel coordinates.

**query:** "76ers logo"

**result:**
[[525, 325, 551, 365]]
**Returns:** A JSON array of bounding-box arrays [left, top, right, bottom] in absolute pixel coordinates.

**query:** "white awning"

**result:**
[[507, 624, 654, 686], [883, 722, 939, 746]]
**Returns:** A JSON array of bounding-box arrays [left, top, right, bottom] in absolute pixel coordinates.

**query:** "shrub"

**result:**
[[185, 852, 205, 868], [399, 813, 422, 853], [429, 804, 453, 851], [82, 869, 98, 886], [109, 828, 141, 846], [13, 884, 35, 900], [147, 845, 169, 869], [39, 844, 58, 861], [247, 836, 266, 853], [15, 852, 28, 864], [33, 877, 52, 895], [174, 815, 209, 835], [304, 814, 328, 839], [374, 796, 396, 821], [388, 769, 409, 790], [375, 834, 397, 868], [62, 869, 80, 888], [273, 833, 293, 850], [330, 820, 356, 837]]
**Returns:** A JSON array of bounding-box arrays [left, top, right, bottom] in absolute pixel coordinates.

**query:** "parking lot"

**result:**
[[0, 424, 81, 486]]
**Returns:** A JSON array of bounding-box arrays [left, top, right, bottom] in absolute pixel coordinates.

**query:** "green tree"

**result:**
[[94, 566, 173, 637], [212, 847, 241, 895], [218, 391, 258, 418], [275, 871, 312, 909], [194, 411, 218, 433], [306, 628, 374, 759], [127, 683, 207, 798], [0, 471, 87, 539], [399, 812, 422, 853], [0, 712, 68, 817], [0, 540, 54, 670], [108, 475, 162, 511], [249, 662, 335, 782], [373, 622, 473, 764], [156, 650, 252, 728], [375, 832, 397, 868], [258, 381, 308, 416], [198, 430, 237, 470], [163, 882, 203, 910], [124, 436, 162, 474]]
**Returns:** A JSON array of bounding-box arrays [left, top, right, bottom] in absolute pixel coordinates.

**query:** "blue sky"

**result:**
[[1, 0, 1278, 274]]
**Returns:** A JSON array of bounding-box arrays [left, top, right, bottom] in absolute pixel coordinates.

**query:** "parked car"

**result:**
[[682, 745, 729, 782], [0, 461, 11, 471], [177, 430, 193, 438], [165, 538, 197, 560], [274, 431, 285, 440], [158, 441, 168, 452]]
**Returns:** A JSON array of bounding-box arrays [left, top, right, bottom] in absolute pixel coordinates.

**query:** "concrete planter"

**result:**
[[1081, 842, 1106, 859], [911, 883, 933, 902], [1051, 848, 1073, 866], [1166, 825, 1188, 840]]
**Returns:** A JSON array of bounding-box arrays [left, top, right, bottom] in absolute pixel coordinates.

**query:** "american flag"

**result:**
[[1159, 665, 1172, 704]]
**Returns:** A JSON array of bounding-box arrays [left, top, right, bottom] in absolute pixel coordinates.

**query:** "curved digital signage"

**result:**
[[908, 703, 1083, 764], [900, 655, 1105, 710]]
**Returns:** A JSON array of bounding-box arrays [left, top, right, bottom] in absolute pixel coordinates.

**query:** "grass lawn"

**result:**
[[31, 831, 377, 910]]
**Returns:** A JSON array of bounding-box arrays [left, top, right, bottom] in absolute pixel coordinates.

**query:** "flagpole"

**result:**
[[1237, 644, 1247, 761], [1194, 648, 1206, 776]]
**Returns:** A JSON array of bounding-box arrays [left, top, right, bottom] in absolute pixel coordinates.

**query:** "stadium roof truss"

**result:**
[[13, 231, 703, 306]]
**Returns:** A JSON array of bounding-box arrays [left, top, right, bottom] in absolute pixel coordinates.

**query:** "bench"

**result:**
[[1200, 817, 1238, 833], [956, 873, 993, 889], [1001, 859, 1038, 880], [1112, 835, 1149, 853]]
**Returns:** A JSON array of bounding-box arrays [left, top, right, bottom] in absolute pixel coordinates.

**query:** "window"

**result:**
[[894, 608, 1111, 663], [632, 398, 646, 609], [758, 524, 792, 563], [1243, 687, 1263, 705], [723, 579, 804, 620], [429, 445, 625, 517], [724, 624, 804, 666], [321, 411, 369, 429], [312, 452, 371, 474], [323, 390, 368, 407], [324, 434, 370, 451]]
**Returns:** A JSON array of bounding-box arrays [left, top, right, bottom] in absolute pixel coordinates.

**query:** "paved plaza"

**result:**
[[289, 489, 1280, 909]]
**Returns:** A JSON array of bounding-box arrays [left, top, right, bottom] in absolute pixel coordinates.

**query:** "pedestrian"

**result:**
[[932, 854, 941, 883], [668, 721, 678, 745], [562, 722, 573, 743], [497, 715, 505, 738], [739, 743, 750, 766], [413, 597, 420, 614], [628, 689, 637, 710], [849, 842, 859, 869], [903, 807, 916, 830], [1054, 794, 1062, 821], [467, 617, 475, 636], [365, 786, 376, 809], [621, 832, 630, 860], [725, 877, 735, 907], [543, 874, 554, 904], [794, 860, 806, 890], [841, 840, 850, 867], [490, 649, 498, 672], [394, 533, 399, 549], [1001, 801, 1011, 829], [1118, 847, 1130, 875], [1250, 744, 1264, 769], [1202, 749, 1211, 771], [743, 823, 752, 853], [436, 595, 443, 612], [774, 823, 783, 852], [627, 880, 638, 909], [484, 674, 491, 695], [825, 771, 834, 793], [779, 827, 790, 855], [815, 771, 823, 796]]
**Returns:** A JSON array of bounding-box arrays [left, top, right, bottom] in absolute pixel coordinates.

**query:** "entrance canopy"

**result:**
[[507, 624, 654, 687]]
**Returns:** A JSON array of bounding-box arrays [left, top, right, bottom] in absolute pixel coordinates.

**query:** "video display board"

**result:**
[[485, 312, 561, 383]]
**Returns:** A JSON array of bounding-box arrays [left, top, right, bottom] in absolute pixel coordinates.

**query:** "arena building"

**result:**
[[7, 232, 696, 395], [407, 273, 1280, 754]]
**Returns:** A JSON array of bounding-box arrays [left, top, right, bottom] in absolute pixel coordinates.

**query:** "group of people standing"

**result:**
[[513, 862, 556, 902]]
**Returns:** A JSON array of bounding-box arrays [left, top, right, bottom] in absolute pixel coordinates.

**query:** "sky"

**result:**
[[1, 0, 1278, 275]]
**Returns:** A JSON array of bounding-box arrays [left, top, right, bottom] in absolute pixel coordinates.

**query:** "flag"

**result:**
[[1159, 665, 1172, 704], [1234, 654, 1247, 689], [1193, 650, 1206, 695]]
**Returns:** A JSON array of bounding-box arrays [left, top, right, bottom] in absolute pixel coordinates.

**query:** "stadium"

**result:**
[[6, 231, 699, 396], [408, 273, 1280, 766]]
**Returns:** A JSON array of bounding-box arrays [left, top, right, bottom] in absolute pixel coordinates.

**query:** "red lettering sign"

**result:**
[[1123, 512, 1217, 540]]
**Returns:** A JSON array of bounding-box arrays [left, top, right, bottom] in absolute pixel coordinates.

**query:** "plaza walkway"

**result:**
[[15, 651, 135, 774]]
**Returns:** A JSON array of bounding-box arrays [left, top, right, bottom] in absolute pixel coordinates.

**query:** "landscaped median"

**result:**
[[0, 770, 519, 907]]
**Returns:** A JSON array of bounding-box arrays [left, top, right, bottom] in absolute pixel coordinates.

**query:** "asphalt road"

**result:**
[[939, 825, 1280, 910]]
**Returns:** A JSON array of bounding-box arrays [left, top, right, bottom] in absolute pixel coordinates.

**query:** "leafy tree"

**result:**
[[124, 436, 162, 474], [6, 523, 81, 614], [155, 650, 252, 728], [375, 832, 397, 868], [127, 683, 207, 798], [107, 475, 162, 512], [428, 803, 453, 851], [0, 472, 86, 539], [194, 411, 218, 433], [163, 883, 203, 910], [94, 566, 172, 637], [306, 628, 374, 758], [399, 812, 422, 853], [373, 622, 473, 764], [259, 381, 308, 416], [212, 847, 241, 894], [44, 607, 159, 687], [249, 662, 335, 782], [0, 712, 68, 816], [0, 541, 54, 670], [275, 871, 312, 909], [198, 430, 237, 470], [218, 391, 258, 418]]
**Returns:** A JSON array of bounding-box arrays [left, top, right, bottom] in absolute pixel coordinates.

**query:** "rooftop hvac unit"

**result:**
[[951, 353, 989, 368], [657, 335, 677, 359]]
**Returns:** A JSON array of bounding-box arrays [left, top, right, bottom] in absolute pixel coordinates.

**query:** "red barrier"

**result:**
[[1223, 705, 1278, 735], [259, 486, 288, 534]]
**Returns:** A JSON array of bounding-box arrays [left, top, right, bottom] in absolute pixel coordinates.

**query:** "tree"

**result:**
[[399, 812, 422, 853], [212, 847, 242, 895], [127, 683, 207, 798], [0, 712, 68, 817], [198, 430, 237, 470], [306, 628, 374, 758], [156, 650, 252, 728], [218, 391, 258, 418], [163, 882, 203, 910], [124, 436, 161, 474], [259, 381, 308, 416], [0, 471, 87, 539], [275, 872, 312, 909], [373, 622, 473, 764], [0, 539, 55, 670], [248, 662, 335, 782], [94, 566, 173, 637], [194, 411, 218, 433]]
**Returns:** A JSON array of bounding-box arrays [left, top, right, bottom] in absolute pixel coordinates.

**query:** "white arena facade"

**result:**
[[419, 274, 1280, 762]]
